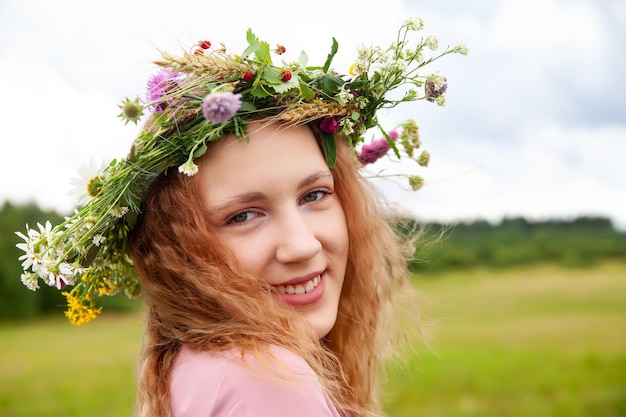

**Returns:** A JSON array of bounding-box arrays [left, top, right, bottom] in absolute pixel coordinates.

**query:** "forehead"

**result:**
[[196, 123, 329, 201]]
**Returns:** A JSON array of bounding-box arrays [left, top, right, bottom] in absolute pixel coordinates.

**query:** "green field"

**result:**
[[1, 263, 625, 416]]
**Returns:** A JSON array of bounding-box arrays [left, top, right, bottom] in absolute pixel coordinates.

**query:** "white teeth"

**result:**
[[274, 275, 321, 295]]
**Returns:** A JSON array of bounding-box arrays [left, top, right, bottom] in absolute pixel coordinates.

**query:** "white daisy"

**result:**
[[69, 159, 108, 206], [20, 272, 40, 291]]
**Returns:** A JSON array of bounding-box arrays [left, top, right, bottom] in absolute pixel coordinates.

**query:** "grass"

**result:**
[[0, 314, 142, 417], [1, 262, 625, 416], [384, 262, 626, 417]]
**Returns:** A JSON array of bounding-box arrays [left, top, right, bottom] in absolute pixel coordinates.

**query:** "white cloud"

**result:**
[[381, 121, 626, 229], [0, 54, 131, 212], [1, 0, 624, 230]]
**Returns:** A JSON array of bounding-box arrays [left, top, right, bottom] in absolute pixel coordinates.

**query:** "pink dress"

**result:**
[[169, 345, 342, 417]]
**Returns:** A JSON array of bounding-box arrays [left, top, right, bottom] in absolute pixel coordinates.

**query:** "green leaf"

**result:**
[[192, 142, 208, 158], [240, 101, 257, 112], [321, 132, 337, 168], [381, 128, 401, 159], [351, 111, 361, 121], [255, 41, 272, 65], [233, 117, 248, 139], [299, 72, 313, 83], [242, 29, 261, 57], [300, 81, 315, 101], [298, 51, 309, 67], [273, 77, 299, 94], [345, 80, 368, 90], [251, 87, 272, 99], [321, 74, 344, 96], [322, 37, 339, 73], [262, 66, 283, 85], [153, 112, 168, 128]]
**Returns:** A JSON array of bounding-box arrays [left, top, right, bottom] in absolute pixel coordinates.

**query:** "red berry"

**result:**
[[281, 70, 292, 82], [200, 40, 211, 49], [242, 70, 254, 82], [194, 49, 204, 55], [279, 45, 286, 54]]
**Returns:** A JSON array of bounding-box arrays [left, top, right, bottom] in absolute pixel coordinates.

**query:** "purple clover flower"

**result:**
[[146, 68, 183, 113], [425, 76, 448, 102], [320, 117, 340, 134], [358, 130, 399, 165], [201, 92, 243, 124]]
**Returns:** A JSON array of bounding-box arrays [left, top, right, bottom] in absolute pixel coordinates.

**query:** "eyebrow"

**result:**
[[204, 170, 333, 214], [298, 170, 333, 189]]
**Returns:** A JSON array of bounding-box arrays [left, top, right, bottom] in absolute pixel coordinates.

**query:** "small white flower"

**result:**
[[20, 272, 40, 291], [453, 42, 469, 55], [356, 45, 370, 61], [110, 206, 129, 219], [425, 35, 439, 51], [406, 17, 425, 31], [69, 159, 108, 206], [16, 228, 37, 271], [178, 160, 199, 176], [390, 58, 407, 72], [16, 222, 57, 273], [428, 73, 447, 90], [355, 96, 368, 109], [287, 61, 304, 72], [337, 87, 353, 104], [92, 235, 106, 247], [403, 89, 418, 101], [340, 118, 355, 136], [71, 262, 86, 277], [59, 262, 78, 286], [36, 261, 59, 287], [373, 47, 388, 64]]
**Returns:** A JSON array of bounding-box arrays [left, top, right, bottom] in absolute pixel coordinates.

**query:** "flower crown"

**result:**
[[16, 17, 467, 325]]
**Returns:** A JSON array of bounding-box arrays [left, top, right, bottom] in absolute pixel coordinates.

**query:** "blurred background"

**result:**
[[1, 0, 624, 416]]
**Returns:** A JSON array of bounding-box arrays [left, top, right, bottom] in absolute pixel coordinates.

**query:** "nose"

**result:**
[[275, 209, 322, 264]]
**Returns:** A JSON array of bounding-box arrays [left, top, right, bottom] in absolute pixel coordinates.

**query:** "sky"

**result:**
[[1, 0, 625, 229]]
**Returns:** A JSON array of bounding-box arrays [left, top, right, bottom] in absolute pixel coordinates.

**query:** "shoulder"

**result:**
[[169, 345, 341, 417]]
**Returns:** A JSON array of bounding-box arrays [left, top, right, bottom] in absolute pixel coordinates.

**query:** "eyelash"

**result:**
[[225, 189, 333, 225], [227, 211, 259, 224], [299, 189, 332, 205]]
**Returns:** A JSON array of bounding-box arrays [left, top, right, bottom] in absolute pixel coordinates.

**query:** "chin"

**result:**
[[307, 315, 338, 340]]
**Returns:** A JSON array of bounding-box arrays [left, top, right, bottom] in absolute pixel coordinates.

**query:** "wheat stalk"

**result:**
[[154, 51, 253, 78], [274, 102, 357, 124]]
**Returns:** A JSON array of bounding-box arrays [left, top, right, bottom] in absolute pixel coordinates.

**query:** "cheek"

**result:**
[[222, 236, 266, 277], [326, 208, 349, 261]]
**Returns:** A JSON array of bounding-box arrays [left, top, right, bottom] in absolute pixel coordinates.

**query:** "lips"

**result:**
[[272, 271, 326, 306]]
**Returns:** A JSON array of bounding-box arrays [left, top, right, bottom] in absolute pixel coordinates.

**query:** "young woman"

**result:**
[[16, 18, 466, 417], [130, 120, 412, 416]]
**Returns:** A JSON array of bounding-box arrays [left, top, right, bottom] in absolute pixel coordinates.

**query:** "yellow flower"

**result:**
[[349, 63, 358, 77], [62, 291, 102, 326], [97, 279, 118, 297]]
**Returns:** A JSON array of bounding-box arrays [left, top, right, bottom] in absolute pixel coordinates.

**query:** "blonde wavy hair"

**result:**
[[127, 125, 420, 417]]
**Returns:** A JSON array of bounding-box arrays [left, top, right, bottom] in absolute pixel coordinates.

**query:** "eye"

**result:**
[[227, 211, 258, 224], [300, 189, 331, 204]]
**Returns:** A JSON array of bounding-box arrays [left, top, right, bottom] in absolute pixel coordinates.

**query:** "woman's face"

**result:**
[[197, 122, 349, 339]]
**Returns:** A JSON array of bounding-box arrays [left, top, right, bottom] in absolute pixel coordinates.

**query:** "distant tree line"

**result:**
[[2, 202, 625, 321], [406, 216, 626, 273]]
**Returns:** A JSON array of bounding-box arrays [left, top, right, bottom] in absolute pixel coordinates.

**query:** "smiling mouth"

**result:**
[[273, 275, 322, 295]]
